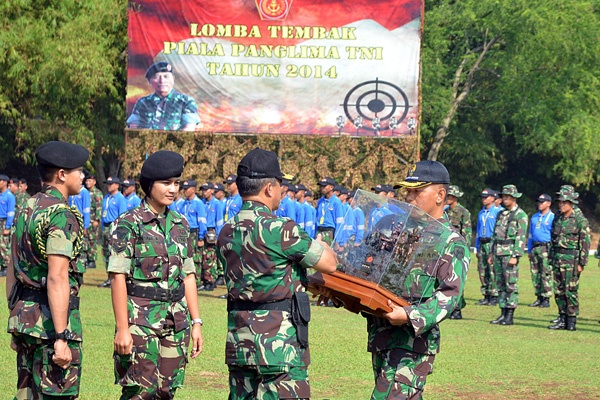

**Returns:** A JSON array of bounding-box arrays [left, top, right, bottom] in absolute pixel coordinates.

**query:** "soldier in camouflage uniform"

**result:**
[[108, 150, 204, 399], [126, 61, 200, 131], [488, 185, 528, 326], [362, 161, 469, 399], [16, 178, 31, 213], [217, 148, 337, 400], [445, 184, 472, 320], [85, 174, 103, 269], [547, 185, 590, 331], [6, 141, 89, 400]]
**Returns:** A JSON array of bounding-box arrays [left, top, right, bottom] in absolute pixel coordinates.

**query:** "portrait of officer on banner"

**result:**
[[126, 61, 200, 131]]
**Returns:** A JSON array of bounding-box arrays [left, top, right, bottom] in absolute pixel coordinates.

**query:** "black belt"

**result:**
[[228, 298, 292, 313], [126, 282, 185, 302], [317, 227, 335, 232], [103, 222, 113, 228], [532, 242, 550, 248], [479, 237, 492, 244], [190, 228, 199, 233], [496, 239, 514, 245], [553, 248, 577, 255], [19, 286, 80, 310]]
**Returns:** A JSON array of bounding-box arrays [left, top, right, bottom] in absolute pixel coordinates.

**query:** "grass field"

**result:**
[[1, 255, 599, 399]]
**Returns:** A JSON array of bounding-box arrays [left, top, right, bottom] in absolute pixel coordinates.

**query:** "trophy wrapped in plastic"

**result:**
[[308, 189, 453, 317]]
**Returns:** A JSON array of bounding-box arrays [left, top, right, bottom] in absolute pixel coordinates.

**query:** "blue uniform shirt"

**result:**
[[475, 205, 501, 250], [102, 192, 127, 225], [125, 192, 142, 210], [352, 207, 366, 244], [368, 206, 394, 234], [302, 200, 317, 238], [69, 187, 91, 229], [169, 197, 184, 213], [527, 210, 554, 252], [293, 199, 305, 229], [316, 194, 344, 237], [276, 196, 295, 219], [224, 193, 242, 222], [0, 189, 16, 229], [182, 196, 208, 239], [205, 197, 225, 235], [337, 203, 353, 245]]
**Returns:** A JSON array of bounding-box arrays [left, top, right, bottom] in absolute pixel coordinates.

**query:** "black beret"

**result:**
[[84, 174, 96, 181], [145, 62, 173, 80], [140, 150, 184, 180], [18, 178, 27, 185], [35, 141, 89, 169]]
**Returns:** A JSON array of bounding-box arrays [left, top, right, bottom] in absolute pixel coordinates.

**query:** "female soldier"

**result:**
[[107, 150, 203, 399]]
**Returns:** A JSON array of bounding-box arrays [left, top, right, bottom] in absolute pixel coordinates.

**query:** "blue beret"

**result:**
[[35, 141, 89, 169], [141, 150, 184, 180]]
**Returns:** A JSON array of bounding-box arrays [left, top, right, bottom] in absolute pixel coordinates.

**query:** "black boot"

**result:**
[[87, 261, 96, 269], [566, 316, 577, 331], [539, 297, 550, 308], [490, 308, 506, 324], [548, 314, 566, 330], [500, 308, 514, 325], [475, 295, 489, 306], [488, 296, 499, 307], [528, 296, 542, 307], [449, 309, 462, 319], [215, 275, 225, 286]]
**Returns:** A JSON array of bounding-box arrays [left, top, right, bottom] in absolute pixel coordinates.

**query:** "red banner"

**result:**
[[127, 0, 423, 136]]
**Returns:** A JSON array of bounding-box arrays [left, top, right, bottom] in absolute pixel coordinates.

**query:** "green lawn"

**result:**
[[1, 255, 599, 399]]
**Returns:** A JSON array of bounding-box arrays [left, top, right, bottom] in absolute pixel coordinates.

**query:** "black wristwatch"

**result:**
[[55, 329, 73, 341]]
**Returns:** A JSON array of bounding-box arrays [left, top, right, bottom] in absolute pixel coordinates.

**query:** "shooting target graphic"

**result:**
[[342, 78, 411, 132]]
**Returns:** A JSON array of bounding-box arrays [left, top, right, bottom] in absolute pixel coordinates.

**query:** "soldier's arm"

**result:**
[[111, 273, 132, 355], [396, 238, 470, 334], [47, 254, 73, 368], [578, 219, 591, 268]]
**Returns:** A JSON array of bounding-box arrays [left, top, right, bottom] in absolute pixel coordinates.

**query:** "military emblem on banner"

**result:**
[[255, 0, 293, 20]]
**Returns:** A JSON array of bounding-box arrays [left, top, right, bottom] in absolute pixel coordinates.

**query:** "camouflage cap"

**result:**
[[556, 185, 579, 204], [394, 160, 450, 189], [501, 184, 522, 198], [448, 184, 464, 198], [145, 61, 173, 80]]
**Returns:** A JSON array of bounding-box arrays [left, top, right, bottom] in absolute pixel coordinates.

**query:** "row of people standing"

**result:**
[[0, 176, 31, 277], [473, 184, 591, 330]]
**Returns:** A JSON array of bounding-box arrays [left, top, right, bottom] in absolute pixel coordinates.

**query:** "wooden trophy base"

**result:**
[[308, 271, 410, 317]]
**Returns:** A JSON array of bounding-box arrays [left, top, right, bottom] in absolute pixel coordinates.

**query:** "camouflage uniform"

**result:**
[[446, 195, 472, 315], [87, 186, 103, 266], [217, 200, 325, 400], [16, 191, 31, 214], [7, 186, 85, 399], [107, 200, 196, 399], [364, 215, 469, 399], [550, 191, 590, 320], [490, 187, 528, 316], [126, 90, 200, 131]]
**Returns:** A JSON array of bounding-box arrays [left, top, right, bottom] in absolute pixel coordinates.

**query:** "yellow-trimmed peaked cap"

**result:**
[[35, 141, 89, 169], [237, 148, 293, 180], [145, 61, 173, 80], [394, 160, 450, 189], [140, 150, 184, 180]]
